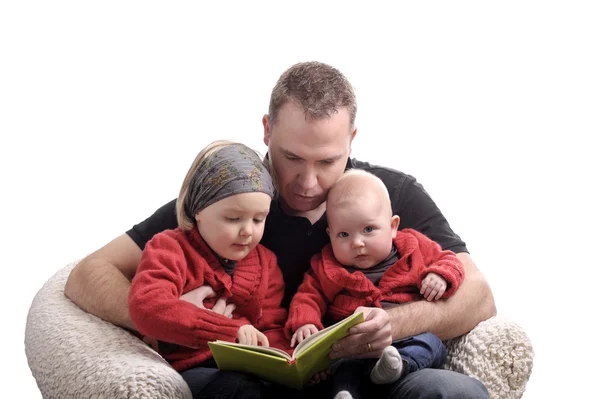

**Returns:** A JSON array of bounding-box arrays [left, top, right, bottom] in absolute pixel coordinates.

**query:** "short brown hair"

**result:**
[[268, 61, 357, 129]]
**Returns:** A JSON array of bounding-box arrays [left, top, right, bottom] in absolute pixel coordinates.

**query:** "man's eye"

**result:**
[[364, 226, 374, 233], [338, 232, 349, 238], [320, 160, 334, 165]]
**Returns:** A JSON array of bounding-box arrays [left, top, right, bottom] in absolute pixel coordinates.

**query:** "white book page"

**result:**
[[292, 316, 352, 358]]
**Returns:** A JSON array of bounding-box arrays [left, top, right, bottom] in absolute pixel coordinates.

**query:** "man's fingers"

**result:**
[[349, 314, 386, 335], [331, 328, 391, 359], [212, 297, 227, 314], [223, 303, 236, 318]]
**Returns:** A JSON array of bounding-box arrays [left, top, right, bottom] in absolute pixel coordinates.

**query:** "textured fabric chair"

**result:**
[[25, 262, 534, 399]]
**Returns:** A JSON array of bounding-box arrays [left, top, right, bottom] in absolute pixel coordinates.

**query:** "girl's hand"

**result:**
[[237, 325, 270, 347]]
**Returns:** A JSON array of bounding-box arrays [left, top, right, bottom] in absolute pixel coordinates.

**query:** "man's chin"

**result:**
[[282, 196, 322, 214]]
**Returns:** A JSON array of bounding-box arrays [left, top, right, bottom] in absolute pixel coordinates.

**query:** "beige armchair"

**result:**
[[25, 262, 534, 398]]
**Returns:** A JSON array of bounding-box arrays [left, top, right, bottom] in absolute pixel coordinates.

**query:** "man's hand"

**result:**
[[237, 325, 269, 347], [329, 307, 392, 359], [181, 285, 236, 318], [290, 324, 319, 347], [420, 272, 447, 301]]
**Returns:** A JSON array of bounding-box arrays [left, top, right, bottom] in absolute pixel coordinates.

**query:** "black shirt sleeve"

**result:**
[[352, 159, 468, 254], [393, 177, 468, 254], [126, 199, 178, 250]]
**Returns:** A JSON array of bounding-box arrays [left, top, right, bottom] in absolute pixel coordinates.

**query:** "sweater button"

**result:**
[[307, 230, 312, 236]]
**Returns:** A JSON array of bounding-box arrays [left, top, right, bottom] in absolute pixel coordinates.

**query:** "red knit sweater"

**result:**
[[129, 228, 288, 371], [285, 228, 464, 334]]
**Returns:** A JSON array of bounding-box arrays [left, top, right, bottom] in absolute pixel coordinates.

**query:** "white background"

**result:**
[[1, 1, 598, 397]]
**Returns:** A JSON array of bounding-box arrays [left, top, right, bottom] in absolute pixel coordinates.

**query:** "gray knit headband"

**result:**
[[185, 143, 274, 219]]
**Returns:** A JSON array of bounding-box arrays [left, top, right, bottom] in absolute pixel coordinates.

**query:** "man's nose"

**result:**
[[297, 167, 318, 191]]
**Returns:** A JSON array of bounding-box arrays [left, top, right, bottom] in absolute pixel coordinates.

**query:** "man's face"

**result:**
[[263, 102, 356, 213]]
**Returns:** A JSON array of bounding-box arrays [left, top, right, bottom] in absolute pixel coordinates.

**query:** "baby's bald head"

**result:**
[[326, 170, 392, 218]]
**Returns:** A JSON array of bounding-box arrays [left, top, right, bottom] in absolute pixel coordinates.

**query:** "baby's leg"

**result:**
[[394, 332, 447, 374], [370, 346, 404, 384]]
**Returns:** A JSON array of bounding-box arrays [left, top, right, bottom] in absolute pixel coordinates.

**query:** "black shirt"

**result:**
[[126, 158, 467, 308]]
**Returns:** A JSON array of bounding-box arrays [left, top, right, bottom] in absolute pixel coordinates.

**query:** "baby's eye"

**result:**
[[225, 217, 239, 222], [338, 232, 349, 238], [364, 226, 374, 233], [253, 218, 265, 223]]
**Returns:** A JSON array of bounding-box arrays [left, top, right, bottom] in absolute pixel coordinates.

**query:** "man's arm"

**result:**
[[330, 253, 495, 359], [64, 234, 142, 331], [388, 252, 496, 341]]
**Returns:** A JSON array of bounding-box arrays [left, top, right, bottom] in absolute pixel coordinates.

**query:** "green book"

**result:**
[[208, 312, 365, 390]]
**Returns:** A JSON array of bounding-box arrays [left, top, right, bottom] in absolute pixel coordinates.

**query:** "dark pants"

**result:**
[[181, 359, 270, 399], [181, 334, 488, 398], [332, 332, 447, 397], [330, 332, 459, 398], [270, 368, 489, 399]]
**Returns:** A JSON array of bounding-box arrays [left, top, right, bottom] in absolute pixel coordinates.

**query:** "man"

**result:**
[[65, 61, 494, 398]]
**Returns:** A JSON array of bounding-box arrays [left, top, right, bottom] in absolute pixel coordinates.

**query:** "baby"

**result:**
[[286, 170, 465, 398]]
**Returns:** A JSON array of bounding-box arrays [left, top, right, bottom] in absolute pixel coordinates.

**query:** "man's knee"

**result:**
[[199, 371, 266, 399], [389, 369, 489, 399]]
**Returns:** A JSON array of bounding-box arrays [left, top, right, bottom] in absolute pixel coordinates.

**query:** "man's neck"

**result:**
[[280, 200, 327, 225]]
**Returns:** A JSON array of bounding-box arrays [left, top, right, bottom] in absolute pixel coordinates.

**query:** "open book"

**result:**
[[208, 312, 364, 389]]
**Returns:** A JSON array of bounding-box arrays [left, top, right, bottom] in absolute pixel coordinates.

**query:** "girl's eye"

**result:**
[[364, 226, 374, 233], [338, 232, 349, 238]]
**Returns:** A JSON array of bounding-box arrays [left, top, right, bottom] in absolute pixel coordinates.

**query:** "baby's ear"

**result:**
[[326, 227, 331, 236], [391, 215, 400, 232]]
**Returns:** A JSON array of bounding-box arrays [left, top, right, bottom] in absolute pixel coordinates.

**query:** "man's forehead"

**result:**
[[280, 146, 344, 161]]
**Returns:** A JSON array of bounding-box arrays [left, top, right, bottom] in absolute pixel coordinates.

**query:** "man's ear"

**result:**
[[349, 127, 357, 155], [391, 215, 400, 234], [262, 115, 270, 146], [326, 227, 331, 236]]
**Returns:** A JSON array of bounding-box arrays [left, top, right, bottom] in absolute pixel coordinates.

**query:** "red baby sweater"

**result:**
[[129, 227, 288, 371], [286, 228, 464, 334]]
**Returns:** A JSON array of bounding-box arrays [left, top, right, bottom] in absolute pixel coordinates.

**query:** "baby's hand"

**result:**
[[420, 272, 447, 301], [237, 325, 270, 347], [290, 324, 319, 347]]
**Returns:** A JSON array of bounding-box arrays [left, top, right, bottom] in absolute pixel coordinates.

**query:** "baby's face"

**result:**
[[327, 197, 397, 269]]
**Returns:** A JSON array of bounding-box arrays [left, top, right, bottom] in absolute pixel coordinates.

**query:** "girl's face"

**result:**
[[195, 192, 271, 261]]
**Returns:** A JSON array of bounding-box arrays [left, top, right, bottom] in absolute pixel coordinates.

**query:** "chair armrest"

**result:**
[[443, 315, 534, 399], [25, 262, 192, 399]]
